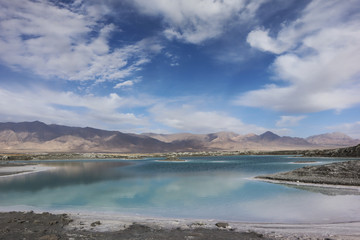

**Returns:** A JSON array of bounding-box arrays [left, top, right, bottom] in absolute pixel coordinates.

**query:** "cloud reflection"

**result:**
[[0, 161, 132, 192]]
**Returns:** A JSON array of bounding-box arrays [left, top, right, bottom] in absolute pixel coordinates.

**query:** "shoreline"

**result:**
[[64, 211, 360, 239], [254, 177, 360, 191], [256, 160, 360, 187], [1, 209, 360, 240], [0, 211, 360, 240], [1, 149, 358, 162]]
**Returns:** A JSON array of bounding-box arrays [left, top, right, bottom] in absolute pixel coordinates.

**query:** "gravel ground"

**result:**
[[1, 211, 360, 240], [257, 160, 360, 186], [0, 211, 271, 240]]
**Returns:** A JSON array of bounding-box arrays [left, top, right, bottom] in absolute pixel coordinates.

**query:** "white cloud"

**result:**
[[0, 0, 160, 82], [327, 121, 360, 139], [114, 80, 135, 89], [114, 78, 141, 89], [165, 52, 180, 67], [132, 0, 264, 44], [239, 0, 360, 113], [149, 103, 266, 134], [0, 84, 292, 135], [247, 29, 288, 54], [276, 115, 306, 127], [0, 86, 153, 131]]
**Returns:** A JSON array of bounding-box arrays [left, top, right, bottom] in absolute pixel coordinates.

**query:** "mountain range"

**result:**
[[0, 121, 359, 153]]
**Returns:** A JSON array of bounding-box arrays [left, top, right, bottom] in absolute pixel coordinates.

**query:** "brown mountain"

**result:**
[[145, 131, 314, 151], [0, 121, 175, 153], [0, 121, 358, 153], [306, 132, 360, 147]]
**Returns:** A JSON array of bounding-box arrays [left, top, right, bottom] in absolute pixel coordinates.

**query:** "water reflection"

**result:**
[[281, 183, 360, 196], [0, 161, 131, 192], [150, 174, 246, 206], [0, 157, 359, 223]]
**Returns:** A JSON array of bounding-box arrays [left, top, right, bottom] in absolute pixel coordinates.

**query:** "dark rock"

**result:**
[[215, 222, 229, 228], [49, 220, 58, 225], [91, 221, 101, 227]]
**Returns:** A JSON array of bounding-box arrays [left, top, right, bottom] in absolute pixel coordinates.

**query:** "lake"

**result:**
[[1, 155, 359, 223]]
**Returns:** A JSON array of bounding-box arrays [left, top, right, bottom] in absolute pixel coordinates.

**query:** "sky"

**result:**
[[0, 0, 360, 138]]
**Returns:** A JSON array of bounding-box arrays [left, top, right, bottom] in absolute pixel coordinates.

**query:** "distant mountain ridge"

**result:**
[[0, 121, 174, 153], [0, 121, 359, 153], [144, 131, 314, 152], [306, 132, 360, 147]]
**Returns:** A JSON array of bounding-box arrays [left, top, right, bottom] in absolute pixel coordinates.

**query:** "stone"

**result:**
[[215, 222, 229, 228], [39, 234, 59, 240], [91, 221, 101, 227], [49, 220, 58, 225]]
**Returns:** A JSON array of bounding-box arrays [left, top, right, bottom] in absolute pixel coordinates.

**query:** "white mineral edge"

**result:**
[[0, 164, 56, 178]]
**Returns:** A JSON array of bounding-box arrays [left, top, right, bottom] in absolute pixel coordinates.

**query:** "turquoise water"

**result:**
[[1, 156, 360, 223]]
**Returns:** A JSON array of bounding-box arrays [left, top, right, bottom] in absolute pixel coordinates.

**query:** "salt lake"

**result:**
[[1, 155, 359, 223]]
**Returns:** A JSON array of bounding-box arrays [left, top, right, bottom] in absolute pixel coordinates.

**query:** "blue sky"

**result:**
[[0, 0, 360, 138]]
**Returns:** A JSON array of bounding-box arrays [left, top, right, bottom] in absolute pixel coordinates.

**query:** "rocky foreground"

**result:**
[[2, 211, 360, 240], [257, 160, 360, 186], [0, 211, 272, 240]]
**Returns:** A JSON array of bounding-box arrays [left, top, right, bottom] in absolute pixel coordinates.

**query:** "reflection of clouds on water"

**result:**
[[150, 174, 245, 206], [0, 179, 152, 210], [4, 179, 360, 223], [1, 157, 360, 222], [0, 162, 131, 192], [154, 160, 190, 163], [239, 193, 360, 223], [3, 173, 247, 212], [282, 184, 360, 196]]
